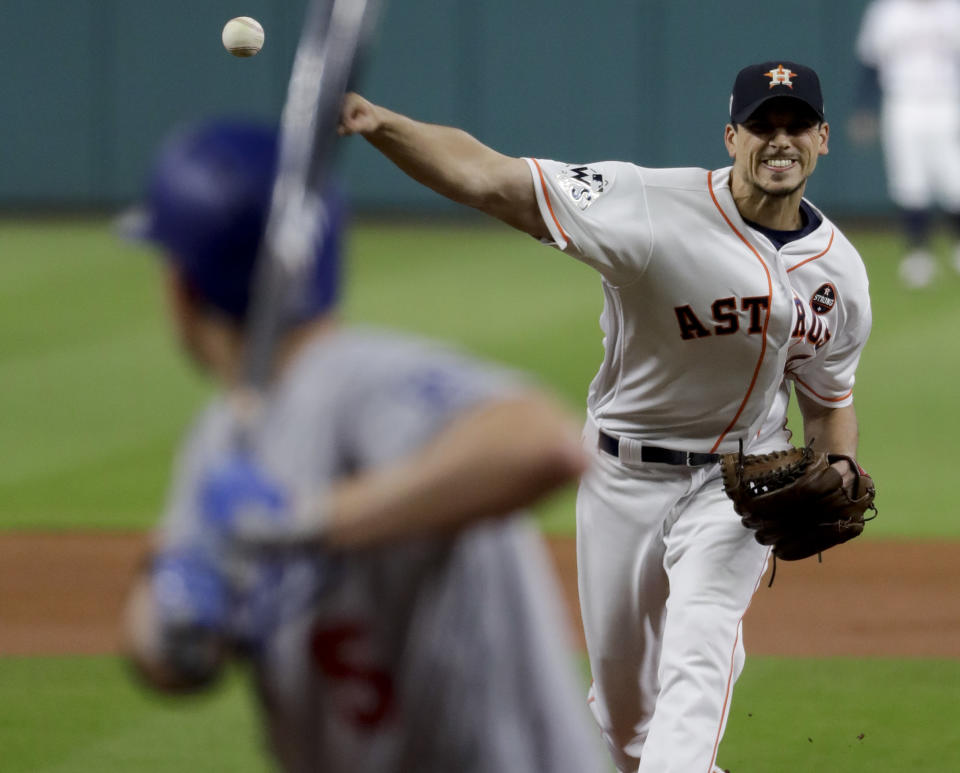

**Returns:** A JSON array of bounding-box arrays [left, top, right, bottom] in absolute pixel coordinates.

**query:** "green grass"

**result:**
[[719, 657, 960, 771], [0, 221, 208, 528], [0, 656, 268, 773], [1, 655, 957, 772], [0, 218, 957, 535]]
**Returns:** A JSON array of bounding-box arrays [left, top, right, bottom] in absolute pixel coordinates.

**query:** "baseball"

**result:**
[[222, 17, 265, 57]]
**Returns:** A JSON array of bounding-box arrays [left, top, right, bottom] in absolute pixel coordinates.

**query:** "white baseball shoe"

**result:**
[[898, 250, 938, 288]]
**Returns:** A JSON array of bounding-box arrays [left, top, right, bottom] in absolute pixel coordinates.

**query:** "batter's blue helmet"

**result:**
[[128, 119, 344, 323]]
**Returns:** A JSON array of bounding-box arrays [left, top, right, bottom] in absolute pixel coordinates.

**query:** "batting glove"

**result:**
[[150, 547, 230, 687], [199, 451, 327, 546], [199, 451, 291, 542], [152, 547, 229, 630]]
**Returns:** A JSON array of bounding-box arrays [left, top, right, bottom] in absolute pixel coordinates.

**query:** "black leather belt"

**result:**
[[598, 430, 719, 467]]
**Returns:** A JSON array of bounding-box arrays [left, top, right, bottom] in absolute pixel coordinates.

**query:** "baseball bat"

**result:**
[[236, 0, 380, 431]]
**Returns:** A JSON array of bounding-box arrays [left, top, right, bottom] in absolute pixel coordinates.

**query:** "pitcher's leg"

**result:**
[[636, 477, 769, 773], [576, 453, 689, 772]]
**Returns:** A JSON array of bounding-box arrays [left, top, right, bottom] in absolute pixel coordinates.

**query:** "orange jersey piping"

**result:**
[[786, 228, 835, 273], [706, 170, 773, 453], [530, 158, 570, 244], [794, 376, 853, 403]]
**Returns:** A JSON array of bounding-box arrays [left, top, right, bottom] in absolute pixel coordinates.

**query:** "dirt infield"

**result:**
[[1, 532, 957, 658]]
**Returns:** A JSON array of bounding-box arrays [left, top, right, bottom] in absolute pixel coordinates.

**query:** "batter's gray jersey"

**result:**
[[158, 328, 603, 773]]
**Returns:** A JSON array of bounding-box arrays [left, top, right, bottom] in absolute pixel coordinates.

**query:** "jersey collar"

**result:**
[[711, 166, 832, 256]]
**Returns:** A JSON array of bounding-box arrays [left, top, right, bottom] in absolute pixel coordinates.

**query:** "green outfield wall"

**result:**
[[4, 0, 886, 215]]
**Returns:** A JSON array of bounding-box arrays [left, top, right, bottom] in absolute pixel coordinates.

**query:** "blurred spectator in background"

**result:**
[[853, 0, 960, 287]]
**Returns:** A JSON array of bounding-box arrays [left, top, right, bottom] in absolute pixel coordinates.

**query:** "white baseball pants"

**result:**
[[881, 99, 960, 211], [577, 418, 770, 773]]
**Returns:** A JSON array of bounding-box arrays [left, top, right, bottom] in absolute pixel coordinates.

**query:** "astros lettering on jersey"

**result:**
[[527, 159, 868, 452]]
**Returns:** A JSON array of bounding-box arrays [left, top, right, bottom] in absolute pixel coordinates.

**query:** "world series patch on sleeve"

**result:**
[[720, 444, 877, 561]]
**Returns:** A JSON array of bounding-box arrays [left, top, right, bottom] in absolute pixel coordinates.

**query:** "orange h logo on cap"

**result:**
[[765, 65, 795, 89]]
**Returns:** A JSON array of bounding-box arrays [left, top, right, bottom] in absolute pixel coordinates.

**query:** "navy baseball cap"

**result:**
[[123, 120, 345, 323], [729, 61, 825, 124]]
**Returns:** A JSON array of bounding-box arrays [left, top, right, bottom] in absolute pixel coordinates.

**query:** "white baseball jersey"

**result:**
[[526, 159, 852, 453], [857, 0, 960, 208], [755, 207, 873, 448], [158, 328, 604, 773], [781, 230, 872, 402], [526, 158, 871, 772]]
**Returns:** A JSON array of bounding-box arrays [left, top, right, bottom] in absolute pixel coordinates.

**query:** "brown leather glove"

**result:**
[[720, 444, 877, 561]]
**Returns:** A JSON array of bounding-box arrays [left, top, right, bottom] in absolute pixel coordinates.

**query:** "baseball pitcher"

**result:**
[[339, 60, 874, 772]]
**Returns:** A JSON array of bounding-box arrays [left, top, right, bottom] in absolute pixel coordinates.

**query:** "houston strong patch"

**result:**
[[811, 282, 837, 314]]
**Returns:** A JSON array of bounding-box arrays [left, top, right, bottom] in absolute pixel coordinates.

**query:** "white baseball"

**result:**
[[222, 17, 265, 58]]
